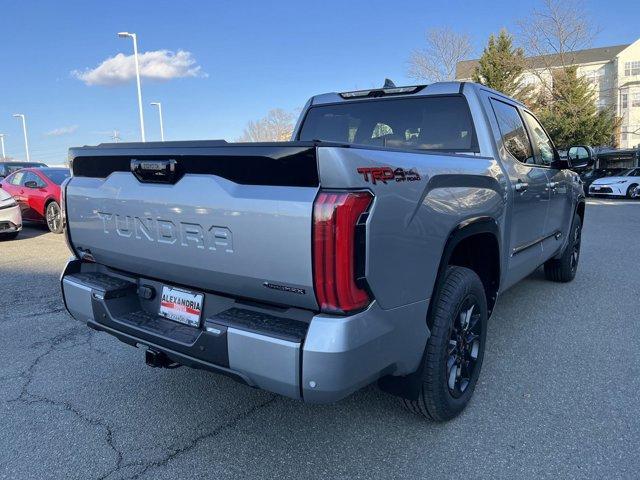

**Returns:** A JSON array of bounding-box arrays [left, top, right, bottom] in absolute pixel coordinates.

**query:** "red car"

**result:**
[[0, 167, 70, 233]]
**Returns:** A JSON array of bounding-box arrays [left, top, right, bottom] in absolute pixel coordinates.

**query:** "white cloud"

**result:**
[[72, 50, 206, 86], [45, 125, 79, 136]]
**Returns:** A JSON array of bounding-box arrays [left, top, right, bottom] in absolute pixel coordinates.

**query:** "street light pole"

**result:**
[[118, 31, 146, 142], [150, 102, 165, 141], [12, 114, 30, 162], [0, 134, 6, 159]]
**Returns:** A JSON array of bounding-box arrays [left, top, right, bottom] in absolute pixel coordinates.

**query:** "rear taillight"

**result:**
[[313, 191, 373, 314]]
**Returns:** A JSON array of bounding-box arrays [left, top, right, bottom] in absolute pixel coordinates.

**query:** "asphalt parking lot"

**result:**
[[1, 198, 639, 480]]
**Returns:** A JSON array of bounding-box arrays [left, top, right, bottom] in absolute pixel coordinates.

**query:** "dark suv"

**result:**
[[0, 161, 47, 180]]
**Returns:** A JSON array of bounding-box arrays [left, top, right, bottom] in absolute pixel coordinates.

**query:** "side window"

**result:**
[[10, 172, 24, 186], [23, 172, 46, 187], [523, 111, 555, 167], [490, 99, 534, 164], [34, 173, 47, 187]]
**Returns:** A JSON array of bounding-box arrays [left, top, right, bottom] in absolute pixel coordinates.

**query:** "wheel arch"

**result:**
[[43, 196, 59, 212], [576, 199, 585, 224], [431, 216, 501, 322]]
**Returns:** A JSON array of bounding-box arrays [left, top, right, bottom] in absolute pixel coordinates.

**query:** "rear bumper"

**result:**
[[61, 260, 430, 403], [0, 204, 22, 233]]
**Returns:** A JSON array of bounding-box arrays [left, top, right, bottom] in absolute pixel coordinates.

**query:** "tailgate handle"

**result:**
[[131, 159, 179, 184]]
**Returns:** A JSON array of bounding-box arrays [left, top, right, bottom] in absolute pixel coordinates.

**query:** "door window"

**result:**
[[523, 111, 556, 167], [9, 172, 24, 186], [490, 99, 534, 164], [22, 172, 46, 188]]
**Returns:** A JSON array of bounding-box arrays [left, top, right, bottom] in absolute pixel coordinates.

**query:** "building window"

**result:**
[[624, 61, 640, 76], [621, 93, 628, 109], [633, 93, 640, 108], [583, 69, 604, 89], [621, 132, 628, 141]]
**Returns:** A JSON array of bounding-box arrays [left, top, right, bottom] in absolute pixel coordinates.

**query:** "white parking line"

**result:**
[[586, 199, 639, 206]]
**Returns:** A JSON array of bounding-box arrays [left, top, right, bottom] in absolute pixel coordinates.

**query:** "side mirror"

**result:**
[[24, 180, 38, 188], [567, 145, 593, 169]]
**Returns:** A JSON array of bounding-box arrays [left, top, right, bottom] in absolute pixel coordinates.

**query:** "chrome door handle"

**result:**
[[514, 182, 529, 192], [546, 181, 558, 189]]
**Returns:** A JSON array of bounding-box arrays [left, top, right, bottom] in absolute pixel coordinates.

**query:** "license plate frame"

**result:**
[[159, 285, 204, 328]]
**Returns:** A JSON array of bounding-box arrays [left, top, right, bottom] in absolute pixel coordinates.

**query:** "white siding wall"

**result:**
[[616, 39, 640, 148]]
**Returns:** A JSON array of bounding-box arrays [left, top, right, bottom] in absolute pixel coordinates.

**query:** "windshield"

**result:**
[[298, 96, 477, 152], [42, 169, 70, 185]]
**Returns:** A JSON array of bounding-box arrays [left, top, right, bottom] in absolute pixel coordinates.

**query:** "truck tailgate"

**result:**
[[65, 144, 319, 310]]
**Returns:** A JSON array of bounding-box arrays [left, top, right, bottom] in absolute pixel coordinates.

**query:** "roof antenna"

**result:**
[[383, 78, 396, 88]]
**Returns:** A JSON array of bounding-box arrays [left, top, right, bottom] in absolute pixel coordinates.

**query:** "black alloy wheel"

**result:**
[[446, 298, 482, 398]]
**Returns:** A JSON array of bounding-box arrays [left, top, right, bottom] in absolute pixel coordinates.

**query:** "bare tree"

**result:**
[[517, 0, 597, 102], [407, 28, 473, 82], [237, 109, 295, 142]]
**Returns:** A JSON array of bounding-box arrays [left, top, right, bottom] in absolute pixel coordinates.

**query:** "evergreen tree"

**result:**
[[536, 67, 620, 148], [473, 30, 529, 100]]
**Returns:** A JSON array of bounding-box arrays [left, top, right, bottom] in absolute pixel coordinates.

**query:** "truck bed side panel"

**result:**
[[317, 146, 507, 310]]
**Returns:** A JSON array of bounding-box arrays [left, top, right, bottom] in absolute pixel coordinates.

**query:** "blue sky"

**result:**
[[0, 0, 638, 163]]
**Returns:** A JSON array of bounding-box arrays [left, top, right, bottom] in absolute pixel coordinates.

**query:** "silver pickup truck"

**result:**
[[61, 81, 587, 421]]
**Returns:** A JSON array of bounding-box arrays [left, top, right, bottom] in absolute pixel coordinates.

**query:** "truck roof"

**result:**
[[310, 81, 524, 107]]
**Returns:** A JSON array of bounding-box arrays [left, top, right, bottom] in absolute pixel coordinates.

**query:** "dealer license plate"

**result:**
[[159, 286, 204, 327]]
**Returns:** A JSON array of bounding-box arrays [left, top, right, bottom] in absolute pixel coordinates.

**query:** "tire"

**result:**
[[544, 213, 582, 282], [45, 201, 63, 234], [0, 231, 19, 241], [402, 266, 487, 422], [627, 184, 638, 199]]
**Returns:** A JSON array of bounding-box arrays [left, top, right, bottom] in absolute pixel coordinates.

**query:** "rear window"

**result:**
[[298, 96, 477, 152], [42, 169, 70, 185]]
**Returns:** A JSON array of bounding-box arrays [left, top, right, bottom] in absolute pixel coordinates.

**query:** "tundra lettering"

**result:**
[[96, 212, 233, 252]]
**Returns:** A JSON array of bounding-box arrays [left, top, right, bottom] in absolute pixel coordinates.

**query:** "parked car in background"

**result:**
[[0, 161, 47, 179], [0, 167, 70, 233], [580, 168, 628, 194], [587, 167, 640, 198], [0, 187, 22, 240]]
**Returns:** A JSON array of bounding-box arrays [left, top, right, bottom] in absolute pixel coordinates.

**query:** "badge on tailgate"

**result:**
[[131, 159, 180, 184], [159, 286, 204, 327]]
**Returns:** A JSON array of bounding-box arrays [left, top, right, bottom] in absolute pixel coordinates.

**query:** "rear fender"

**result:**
[[378, 216, 500, 401]]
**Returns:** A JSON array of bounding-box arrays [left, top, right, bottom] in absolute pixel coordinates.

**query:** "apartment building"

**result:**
[[456, 38, 640, 148]]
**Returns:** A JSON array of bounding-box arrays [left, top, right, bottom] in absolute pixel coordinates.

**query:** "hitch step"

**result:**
[[145, 349, 181, 369]]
